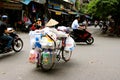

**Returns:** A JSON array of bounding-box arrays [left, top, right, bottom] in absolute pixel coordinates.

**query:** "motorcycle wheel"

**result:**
[[40, 53, 55, 71], [12, 38, 23, 52], [62, 49, 72, 62], [86, 37, 94, 45]]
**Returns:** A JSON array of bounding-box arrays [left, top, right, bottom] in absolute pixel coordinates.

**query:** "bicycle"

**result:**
[[56, 37, 72, 62], [36, 35, 72, 71]]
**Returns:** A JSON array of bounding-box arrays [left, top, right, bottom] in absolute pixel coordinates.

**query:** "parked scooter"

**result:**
[[70, 24, 94, 45], [0, 27, 23, 53]]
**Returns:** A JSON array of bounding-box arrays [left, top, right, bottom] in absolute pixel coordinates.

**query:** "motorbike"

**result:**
[[101, 22, 108, 34], [0, 27, 23, 54], [99, 21, 103, 29], [70, 29, 94, 45]]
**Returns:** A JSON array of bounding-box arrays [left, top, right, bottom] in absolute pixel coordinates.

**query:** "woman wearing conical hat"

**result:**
[[45, 18, 68, 37]]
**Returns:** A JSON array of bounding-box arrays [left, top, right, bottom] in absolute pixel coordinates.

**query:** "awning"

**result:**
[[48, 9, 68, 15], [0, 2, 22, 10], [63, 0, 73, 4], [20, 0, 46, 5], [20, 0, 31, 5], [33, 0, 46, 4]]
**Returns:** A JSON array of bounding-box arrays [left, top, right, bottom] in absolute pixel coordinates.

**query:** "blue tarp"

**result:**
[[20, 0, 31, 5]]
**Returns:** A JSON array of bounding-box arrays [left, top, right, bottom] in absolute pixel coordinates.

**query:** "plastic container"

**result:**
[[42, 51, 50, 64], [42, 50, 57, 64]]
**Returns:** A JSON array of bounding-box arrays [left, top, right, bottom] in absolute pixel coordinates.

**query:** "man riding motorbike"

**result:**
[[71, 15, 86, 39], [0, 24, 14, 52]]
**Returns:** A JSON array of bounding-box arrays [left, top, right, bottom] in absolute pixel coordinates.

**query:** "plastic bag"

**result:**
[[65, 36, 76, 51], [42, 50, 57, 65], [40, 36, 55, 49], [29, 50, 37, 64], [29, 30, 42, 49]]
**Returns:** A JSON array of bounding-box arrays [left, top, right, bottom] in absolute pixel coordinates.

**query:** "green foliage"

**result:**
[[80, 3, 88, 14], [87, 0, 119, 20], [75, 0, 81, 10]]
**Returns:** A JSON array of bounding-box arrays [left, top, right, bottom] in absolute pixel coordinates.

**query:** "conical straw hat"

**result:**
[[45, 18, 59, 27]]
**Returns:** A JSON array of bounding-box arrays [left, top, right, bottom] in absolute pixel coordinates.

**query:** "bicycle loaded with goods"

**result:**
[[29, 29, 75, 71]]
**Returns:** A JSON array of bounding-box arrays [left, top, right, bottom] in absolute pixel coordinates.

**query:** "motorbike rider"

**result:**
[[71, 15, 86, 39], [30, 18, 43, 31], [0, 24, 14, 51], [94, 20, 98, 27]]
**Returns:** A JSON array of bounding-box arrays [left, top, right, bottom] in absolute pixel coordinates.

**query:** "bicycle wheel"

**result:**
[[62, 49, 72, 62], [40, 52, 55, 71]]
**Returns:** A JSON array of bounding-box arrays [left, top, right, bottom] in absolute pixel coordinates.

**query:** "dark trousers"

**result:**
[[73, 29, 85, 38], [0, 34, 13, 48]]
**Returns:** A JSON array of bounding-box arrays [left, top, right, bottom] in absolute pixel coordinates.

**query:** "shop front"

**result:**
[[21, 0, 46, 25], [14, 0, 46, 32], [0, 1, 22, 29], [48, 0, 70, 26], [48, 8, 69, 26]]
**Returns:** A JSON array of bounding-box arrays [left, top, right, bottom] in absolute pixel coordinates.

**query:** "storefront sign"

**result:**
[[55, 11, 61, 15], [0, 2, 22, 10], [48, 9, 68, 15], [48, 2, 61, 10]]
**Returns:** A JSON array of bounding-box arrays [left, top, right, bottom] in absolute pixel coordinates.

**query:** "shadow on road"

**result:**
[[0, 51, 21, 60], [32, 59, 77, 74]]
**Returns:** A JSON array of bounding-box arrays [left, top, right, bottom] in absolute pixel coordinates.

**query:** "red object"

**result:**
[[30, 25, 36, 31]]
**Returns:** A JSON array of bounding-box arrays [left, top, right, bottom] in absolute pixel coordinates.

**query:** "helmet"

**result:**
[[1, 15, 8, 22], [2, 15, 8, 18], [37, 18, 41, 21]]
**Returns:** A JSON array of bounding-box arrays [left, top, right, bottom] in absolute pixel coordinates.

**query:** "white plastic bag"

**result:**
[[65, 36, 76, 51], [40, 36, 55, 49], [29, 30, 42, 49]]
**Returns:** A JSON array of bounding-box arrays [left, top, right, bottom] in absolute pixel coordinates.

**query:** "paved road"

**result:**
[[0, 26, 120, 80]]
